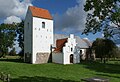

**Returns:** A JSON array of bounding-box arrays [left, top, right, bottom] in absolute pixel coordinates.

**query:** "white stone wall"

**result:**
[[63, 34, 80, 64], [52, 34, 80, 64], [32, 17, 53, 64], [52, 52, 63, 64], [74, 48, 80, 63], [80, 49, 86, 55], [24, 9, 33, 63], [80, 49, 86, 60], [24, 8, 53, 64]]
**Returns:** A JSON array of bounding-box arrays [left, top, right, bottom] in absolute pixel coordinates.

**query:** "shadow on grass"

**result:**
[[0, 59, 24, 63], [11, 76, 79, 82], [80, 61, 120, 74], [96, 73, 120, 79]]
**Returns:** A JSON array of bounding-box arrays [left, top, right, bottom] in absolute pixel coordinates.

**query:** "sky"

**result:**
[[0, 0, 103, 41]]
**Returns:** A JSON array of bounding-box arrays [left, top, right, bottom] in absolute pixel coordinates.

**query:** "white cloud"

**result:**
[[4, 16, 22, 24], [102, 33, 104, 37], [0, 0, 32, 19], [54, 0, 87, 34], [83, 37, 89, 41]]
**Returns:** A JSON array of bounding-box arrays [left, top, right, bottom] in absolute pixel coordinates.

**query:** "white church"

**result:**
[[24, 6, 91, 64]]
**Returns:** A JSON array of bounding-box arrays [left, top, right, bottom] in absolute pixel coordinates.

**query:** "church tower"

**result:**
[[24, 6, 53, 64]]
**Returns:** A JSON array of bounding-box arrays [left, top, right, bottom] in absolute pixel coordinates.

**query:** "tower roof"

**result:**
[[29, 6, 53, 20]]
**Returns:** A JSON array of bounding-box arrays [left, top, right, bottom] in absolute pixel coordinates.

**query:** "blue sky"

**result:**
[[31, 0, 103, 41], [0, 0, 103, 41], [32, 0, 78, 14]]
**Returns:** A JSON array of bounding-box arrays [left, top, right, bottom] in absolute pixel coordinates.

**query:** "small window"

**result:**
[[27, 23, 29, 30], [42, 22, 45, 28], [71, 48, 73, 52]]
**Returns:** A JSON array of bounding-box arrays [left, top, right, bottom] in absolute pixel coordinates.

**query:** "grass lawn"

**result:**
[[0, 58, 120, 82]]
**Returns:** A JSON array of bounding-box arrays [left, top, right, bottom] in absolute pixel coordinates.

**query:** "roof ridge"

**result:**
[[29, 6, 53, 20]]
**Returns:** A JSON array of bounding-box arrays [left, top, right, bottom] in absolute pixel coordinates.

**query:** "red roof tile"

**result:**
[[54, 38, 68, 52], [29, 6, 53, 20]]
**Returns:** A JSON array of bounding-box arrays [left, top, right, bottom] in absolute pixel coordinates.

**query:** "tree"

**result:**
[[92, 38, 116, 63], [84, 0, 120, 39], [0, 23, 16, 57], [16, 21, 24, 58], [9, 48, 16, 56], [110, 47, 120, 59]]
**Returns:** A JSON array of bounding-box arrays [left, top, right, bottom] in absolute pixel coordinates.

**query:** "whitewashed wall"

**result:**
[[52, 34, 80, 65], [63, 34, 79, 64], [24, 9, 33, 62], [52, 52, 63, 64], [32, 17, 53, 64], [74, 50, 80, 63], [80, 49, 86, 60]]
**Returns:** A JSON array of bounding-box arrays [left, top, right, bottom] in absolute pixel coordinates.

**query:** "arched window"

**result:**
[[42, 22, 45, 28]]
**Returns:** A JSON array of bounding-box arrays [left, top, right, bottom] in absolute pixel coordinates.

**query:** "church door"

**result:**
[[70, 54, 73, 63]]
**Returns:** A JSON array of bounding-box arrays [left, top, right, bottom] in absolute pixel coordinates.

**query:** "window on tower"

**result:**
[[42, 22, 45, 28], [28, 23, 29, 30], [71, 48, 73, 52]]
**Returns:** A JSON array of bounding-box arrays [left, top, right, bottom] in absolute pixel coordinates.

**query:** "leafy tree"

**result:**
[[0, 23, 16, 57], [9, 48, 16, 56], [84, 0, 120, 39], [110, 47, 120, 59], [92, 38, 116, 63], [16, 21, 24, 58]]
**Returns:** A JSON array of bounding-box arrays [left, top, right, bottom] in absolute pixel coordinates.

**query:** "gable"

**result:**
[[29, 6, 53, 20], [53, 34, 89, 48]]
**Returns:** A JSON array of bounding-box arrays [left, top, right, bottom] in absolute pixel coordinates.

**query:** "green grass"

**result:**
[[0, 58, 120, 82]]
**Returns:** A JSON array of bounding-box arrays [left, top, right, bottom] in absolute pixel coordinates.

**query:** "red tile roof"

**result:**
[[29, 6, 53, 20], [54, 38, 68, 52]]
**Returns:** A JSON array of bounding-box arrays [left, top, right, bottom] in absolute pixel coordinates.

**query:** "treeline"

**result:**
[[92, 38, 120, 63], [0, 21, 24, 58]]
